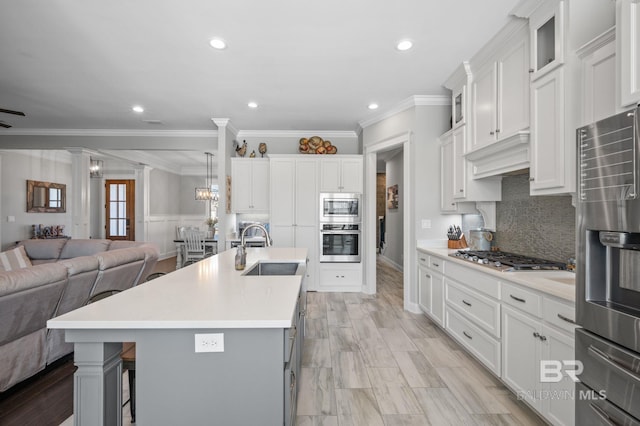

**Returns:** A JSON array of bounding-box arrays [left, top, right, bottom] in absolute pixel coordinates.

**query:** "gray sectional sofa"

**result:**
[[0, 238, 159, 392]]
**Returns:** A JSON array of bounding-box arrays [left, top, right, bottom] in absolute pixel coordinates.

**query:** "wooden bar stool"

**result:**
[[121, 342, 136, 423]]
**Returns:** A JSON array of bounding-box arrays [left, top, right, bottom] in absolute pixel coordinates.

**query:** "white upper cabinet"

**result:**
[[578, 28, 617, 126], [319, 156, 363, 193], [470, 20, 530, 151], [231, 158, 270, 213], [529, 0, 566, 81], [617, 0, 640, 107], [530, 67, 566, 192]]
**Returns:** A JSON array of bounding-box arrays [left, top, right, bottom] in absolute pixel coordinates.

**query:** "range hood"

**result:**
[[464, 130, 530, 178]]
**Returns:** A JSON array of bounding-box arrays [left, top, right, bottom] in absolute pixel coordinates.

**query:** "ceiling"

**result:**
[[0, 0, 521, 134]]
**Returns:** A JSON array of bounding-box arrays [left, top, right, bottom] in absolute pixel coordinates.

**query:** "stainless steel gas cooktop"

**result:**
[[449, 250, 566, 272]]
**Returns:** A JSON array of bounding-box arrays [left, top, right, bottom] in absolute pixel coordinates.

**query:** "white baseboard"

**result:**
[[378, 254, 403, 272]]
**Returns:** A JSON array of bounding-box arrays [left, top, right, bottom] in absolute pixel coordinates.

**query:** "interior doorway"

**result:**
[[364, 131, 413, 312], [105, 179, 135, 241]]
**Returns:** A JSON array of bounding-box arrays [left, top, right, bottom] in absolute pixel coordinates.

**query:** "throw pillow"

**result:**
[[0, 245, 33, 272]]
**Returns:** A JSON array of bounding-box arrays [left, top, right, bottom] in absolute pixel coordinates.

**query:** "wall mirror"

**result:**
[[27, 180, 66, 213]]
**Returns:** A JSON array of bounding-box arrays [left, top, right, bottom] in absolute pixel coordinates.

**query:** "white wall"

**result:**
[[383, 149, 404, 269], [413, 105, 455, 241], [362, 104, 452, 308], [0, 150, 73, 249]]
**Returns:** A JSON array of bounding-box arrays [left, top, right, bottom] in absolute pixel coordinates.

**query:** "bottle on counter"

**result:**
[[235, 245, 246, 271]]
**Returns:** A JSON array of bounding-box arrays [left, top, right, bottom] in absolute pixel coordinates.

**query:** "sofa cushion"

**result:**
[[0, 246, 32, 272], [108, 240, 143, 250], [59, 239, 111, 259], [18, 239, 67, 262]]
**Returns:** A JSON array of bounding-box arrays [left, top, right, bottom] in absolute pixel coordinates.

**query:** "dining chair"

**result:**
[[183, 229, 207, 267]]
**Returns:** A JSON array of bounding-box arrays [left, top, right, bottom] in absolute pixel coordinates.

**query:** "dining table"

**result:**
[[173, 236, 218, 269]]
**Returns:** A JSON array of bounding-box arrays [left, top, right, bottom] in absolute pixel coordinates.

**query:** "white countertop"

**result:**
[[417, 244, 576, 302], [48, 247, 307, 330]]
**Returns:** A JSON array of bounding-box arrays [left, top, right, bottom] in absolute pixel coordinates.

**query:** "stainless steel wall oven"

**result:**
[[320, 223, 361, 263], [576, 106, 640, 425]]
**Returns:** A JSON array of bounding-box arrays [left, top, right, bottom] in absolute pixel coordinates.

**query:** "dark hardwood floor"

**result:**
[[0, 355, 75, 426]]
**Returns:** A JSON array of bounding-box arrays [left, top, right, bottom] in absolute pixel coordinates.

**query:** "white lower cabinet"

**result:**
[[319, 263, 362, 292], [419, 252, 576, 426], [417, 252, 444, 326], [446, 307, 501, 376], [502, 304, 575, 426]]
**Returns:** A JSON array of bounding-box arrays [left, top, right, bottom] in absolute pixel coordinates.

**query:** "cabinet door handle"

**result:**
[[451, 203, 456, 206], [463, 331, 472, 340], [510, 294, 526, 303], [490, 131, 495, 135], [529, 68, 535, 73], [495, 129, 500, 133], [533, 331, 540, 339], [528, 177, 535, 182], [539, 334, 547, 342], [462, 300, 472, 307], [425, 274, 431, 279], [557, 313, 576, 324], [459, 189, 464, 193]]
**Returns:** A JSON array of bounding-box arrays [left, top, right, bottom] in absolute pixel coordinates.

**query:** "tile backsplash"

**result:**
[[493, 173, 576, 263]]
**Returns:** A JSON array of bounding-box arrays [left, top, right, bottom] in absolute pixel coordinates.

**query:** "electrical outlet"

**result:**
[[195, 333, 224, 353], [421, 219, 431, 229]]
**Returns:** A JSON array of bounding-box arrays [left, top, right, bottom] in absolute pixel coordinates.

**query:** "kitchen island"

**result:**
[[48, 247, 308, 426]]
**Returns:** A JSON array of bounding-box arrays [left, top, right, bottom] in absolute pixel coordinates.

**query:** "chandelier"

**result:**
[[195, 152, 216, 200]]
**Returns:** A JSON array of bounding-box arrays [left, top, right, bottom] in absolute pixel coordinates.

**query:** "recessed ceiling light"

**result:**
[[368, 103, 379, 110], [132, 105, 144, 113], [396, 40, 413, 51], [209, 38, 227, 50], [248, 102, 258, 108]]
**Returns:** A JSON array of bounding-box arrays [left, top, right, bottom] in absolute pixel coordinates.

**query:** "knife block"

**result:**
[[448, 235, 468, 249]]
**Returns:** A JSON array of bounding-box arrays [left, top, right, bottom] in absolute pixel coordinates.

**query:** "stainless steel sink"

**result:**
[[243, 261, 303, 276]]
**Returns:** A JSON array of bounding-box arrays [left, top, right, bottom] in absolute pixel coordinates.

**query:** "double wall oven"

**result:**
[[319, 193, 361, 263], [576, 106, 640, 425]]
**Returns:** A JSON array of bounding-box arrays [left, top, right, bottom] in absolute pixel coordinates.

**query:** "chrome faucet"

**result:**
[[241, 223, 273, 247]]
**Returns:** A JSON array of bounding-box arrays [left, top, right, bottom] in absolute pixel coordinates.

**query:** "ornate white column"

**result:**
[[67, 148, 91, 239], [133, 164, 151, 242]]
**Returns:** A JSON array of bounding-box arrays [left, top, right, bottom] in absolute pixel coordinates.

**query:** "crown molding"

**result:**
[[236, 130, 358, 138], [212, 118, 239, 137], [509, 0, 544, 18], [358, 95, 450, 129], [576, 26, 616, 58], [0, 128, 218, 137]]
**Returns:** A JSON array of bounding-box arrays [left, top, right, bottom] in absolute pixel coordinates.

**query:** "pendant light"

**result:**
[[195, 152, 214, 200]]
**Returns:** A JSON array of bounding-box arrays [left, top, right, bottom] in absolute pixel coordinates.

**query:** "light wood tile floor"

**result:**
[[296, 257, 547, 426]]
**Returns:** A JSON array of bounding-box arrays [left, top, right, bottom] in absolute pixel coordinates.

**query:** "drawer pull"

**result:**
[[426, 274, 431, 279], [420, 257, 427, 262], [533, 331, 540, 339], [462, 299, 472, 307], [463, 331, 472, 340], [590, 402, 616, 426], [432, 262, 440, 267], [557, 313, 575, 324], [510, 294, 526, 303], [588, 345, 640, 382]]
